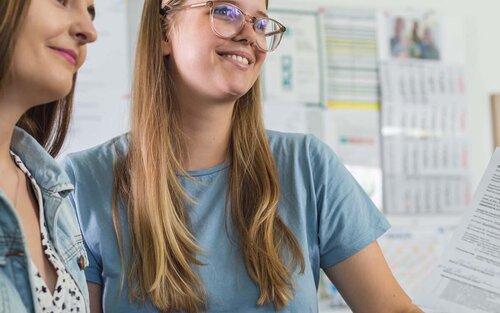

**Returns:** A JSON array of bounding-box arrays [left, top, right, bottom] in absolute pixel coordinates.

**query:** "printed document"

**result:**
[[416, 149, 500, 313]]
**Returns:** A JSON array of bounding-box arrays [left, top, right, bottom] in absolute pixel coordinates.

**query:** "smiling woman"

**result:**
[[63, 0, 422, 313], [0, 0, 96, 312]]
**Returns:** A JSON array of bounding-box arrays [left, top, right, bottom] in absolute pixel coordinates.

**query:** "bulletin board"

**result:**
[[262, 3, 470, 312]]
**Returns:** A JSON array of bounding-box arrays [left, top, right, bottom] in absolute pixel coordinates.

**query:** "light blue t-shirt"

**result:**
[[62, 130, 390, 313]]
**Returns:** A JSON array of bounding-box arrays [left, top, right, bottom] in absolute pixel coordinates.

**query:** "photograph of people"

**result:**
[[388, 13, 440, 61], [390, 17, 409, 58], [63, 0, 424, 312], [0, 0, 96, 312]]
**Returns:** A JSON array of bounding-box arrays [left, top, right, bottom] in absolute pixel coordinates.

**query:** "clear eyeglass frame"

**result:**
[[160, 1, 287, 52]]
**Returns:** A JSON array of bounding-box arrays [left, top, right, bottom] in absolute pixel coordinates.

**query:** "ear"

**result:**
[[161, 38, 172, 56]]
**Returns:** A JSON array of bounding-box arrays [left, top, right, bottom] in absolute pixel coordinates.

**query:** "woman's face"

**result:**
[[7, 0, 97, 105], [164, 0, 268, 104]]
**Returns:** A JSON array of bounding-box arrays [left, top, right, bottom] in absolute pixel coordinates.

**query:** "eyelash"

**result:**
[[54, 0, 96, 21], [88, 6, 96, 21]]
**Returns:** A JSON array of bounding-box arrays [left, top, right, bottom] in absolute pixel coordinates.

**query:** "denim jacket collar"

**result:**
[[10, 127, 74, 196], [1, 128, 89, 313]]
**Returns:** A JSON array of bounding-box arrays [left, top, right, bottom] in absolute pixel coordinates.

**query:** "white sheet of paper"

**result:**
[[263, 103, 309, 134], [380, 62, 470, 214], [324, 8, 379, 108], [263, 103, 324, 139], [416, 149, 500, 312], [263, 8, 322, 105], [323, 108, 380, 168], [379, 216, 459, 301]]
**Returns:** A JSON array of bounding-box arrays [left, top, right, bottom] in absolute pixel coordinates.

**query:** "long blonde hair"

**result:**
[[113, 0, 305, 312]]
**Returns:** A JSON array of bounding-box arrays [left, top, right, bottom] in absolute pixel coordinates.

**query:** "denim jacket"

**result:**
[[0, 127, 89, 313]]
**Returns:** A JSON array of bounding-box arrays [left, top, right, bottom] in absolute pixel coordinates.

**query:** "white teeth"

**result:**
[[223, 54, 249, 65]]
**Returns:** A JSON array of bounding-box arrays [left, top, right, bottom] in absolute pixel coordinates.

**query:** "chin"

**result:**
[[55, 75, 75, 94], [228, 85, 253, 98], [42, 82, 73, 103], [223, 91, 247, 102]]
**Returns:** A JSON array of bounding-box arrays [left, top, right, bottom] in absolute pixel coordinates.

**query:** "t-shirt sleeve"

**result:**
[[82, 239, 103, 285], [308, 137, 390, 269], [60, 156, 104, 285]]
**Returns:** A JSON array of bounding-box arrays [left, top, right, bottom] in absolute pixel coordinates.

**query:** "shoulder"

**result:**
[[266, 130, 341, 172], [64, 133, 128, 166], [267, 129, 333, 154], [59, 135, 129, 245], [61, 133, 129, 183], [266, 130, 364, 205]]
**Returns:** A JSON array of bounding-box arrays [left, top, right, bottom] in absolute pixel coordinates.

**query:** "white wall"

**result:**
[[273, 0, 500, 191], [127, 0, 500, 190]]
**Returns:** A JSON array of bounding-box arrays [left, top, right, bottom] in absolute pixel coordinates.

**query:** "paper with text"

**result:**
[[416, 148, 500, 313]]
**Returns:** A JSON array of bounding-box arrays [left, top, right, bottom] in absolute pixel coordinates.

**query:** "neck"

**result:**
[[0, 90, 29, 172], [179, 97, 235, 171]]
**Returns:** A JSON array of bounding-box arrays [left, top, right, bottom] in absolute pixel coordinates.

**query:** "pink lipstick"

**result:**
[[51, 47, 77, 65]]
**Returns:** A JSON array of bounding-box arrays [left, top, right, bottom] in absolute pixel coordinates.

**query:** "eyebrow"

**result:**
[[222, 0, 268, 17]]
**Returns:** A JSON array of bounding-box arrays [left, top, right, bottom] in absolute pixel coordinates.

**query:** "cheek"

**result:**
[[172, 40, 212, 69], [258, 50, 267, 64], [9, 47, 36, 81], [254, 52, 267, 73]]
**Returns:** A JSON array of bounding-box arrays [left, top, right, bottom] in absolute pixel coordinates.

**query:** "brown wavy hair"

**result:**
[[112, 0, 305, 312], [0, 0, 75, 156]]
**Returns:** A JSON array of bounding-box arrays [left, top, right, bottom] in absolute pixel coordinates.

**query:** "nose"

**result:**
[[232, 18, 258, 47], [70, 8, 97, 44]]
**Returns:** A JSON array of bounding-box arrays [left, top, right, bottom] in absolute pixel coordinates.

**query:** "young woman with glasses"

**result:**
[[0, 0, 96, 312], [63, 0, 423, 312]]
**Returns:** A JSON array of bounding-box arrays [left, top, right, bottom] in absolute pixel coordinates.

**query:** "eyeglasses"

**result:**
[[160, 1, 286, 52]]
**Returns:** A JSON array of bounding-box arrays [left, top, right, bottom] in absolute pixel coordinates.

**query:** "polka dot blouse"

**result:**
[[12, 152, 86, 313]]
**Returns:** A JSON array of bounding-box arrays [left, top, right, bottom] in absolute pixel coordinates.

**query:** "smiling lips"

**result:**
[[50, 47, 77, 65], [222, 54, 250, 65], [218, 50, 255, 67]]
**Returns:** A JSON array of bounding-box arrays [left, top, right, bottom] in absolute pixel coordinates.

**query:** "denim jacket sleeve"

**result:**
[[0, 270, 29, 313]]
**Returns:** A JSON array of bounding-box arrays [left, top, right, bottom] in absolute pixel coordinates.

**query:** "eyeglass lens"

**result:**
[[210, 3, 283, 51]]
